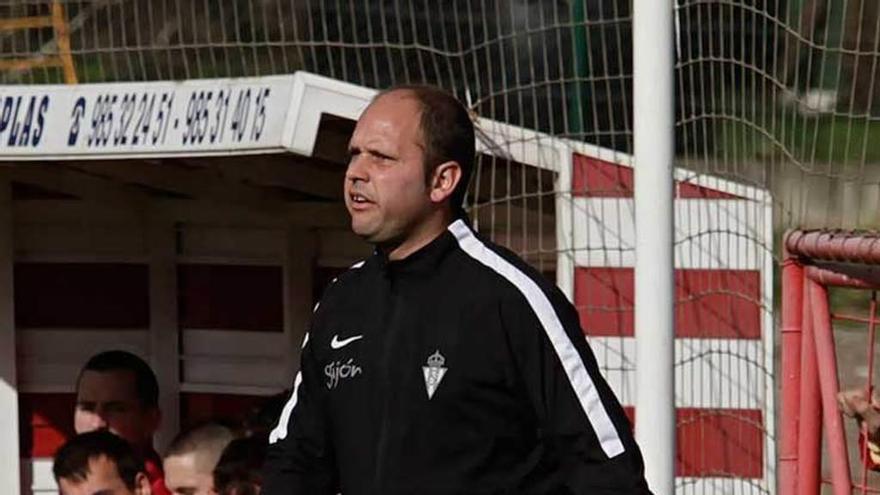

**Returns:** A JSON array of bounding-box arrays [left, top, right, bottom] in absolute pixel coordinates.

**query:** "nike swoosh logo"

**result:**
[[330, 334, 363, 349]]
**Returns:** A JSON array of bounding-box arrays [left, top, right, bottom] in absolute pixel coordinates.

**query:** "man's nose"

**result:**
[[86, 410, 109, 430], [345, 154, 369, 182]]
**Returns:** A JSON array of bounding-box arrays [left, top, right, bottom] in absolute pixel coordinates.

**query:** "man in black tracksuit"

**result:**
[[263, 86, 651, 494]]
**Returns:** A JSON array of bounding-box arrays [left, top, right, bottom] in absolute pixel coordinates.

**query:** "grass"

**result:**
[[711, 111, 880, 166]]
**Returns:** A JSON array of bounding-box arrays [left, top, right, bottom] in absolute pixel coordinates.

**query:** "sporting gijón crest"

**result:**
[[422, 350, 447, 399]]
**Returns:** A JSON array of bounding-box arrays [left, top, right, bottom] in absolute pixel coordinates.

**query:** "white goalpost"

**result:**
[[633, 1, 676, 493]]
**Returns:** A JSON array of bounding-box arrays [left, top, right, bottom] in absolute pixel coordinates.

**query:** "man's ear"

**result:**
[[134, 472, 152, 495], [428, 161, 462, 204]]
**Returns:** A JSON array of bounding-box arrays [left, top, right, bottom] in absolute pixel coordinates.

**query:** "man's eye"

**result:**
[[76, 403, 95, 412], [105, 404, 127, 414]]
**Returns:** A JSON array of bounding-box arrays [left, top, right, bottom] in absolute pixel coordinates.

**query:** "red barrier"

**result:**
[[782, 230, 880, 494]]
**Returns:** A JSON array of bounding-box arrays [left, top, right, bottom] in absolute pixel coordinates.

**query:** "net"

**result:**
[[3, 1, 874, 227]]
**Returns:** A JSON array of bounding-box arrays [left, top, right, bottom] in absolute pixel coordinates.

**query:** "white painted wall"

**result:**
[[0, 177, 22, 494]]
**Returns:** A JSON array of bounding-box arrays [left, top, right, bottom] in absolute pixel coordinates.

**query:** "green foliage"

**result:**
[[712, 112, 880, 165]]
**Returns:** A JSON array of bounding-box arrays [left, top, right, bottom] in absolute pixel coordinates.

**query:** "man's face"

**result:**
[[163, 453, 216, 495], [57, 455, 150, 495], [345, 91, 433, 246], [75, 370, 159, 449]]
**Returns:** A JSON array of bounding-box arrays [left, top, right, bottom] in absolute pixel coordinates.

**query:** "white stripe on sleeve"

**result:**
[[448, 219, 625, 458], [269, 333, 310, 444], [270, 261, 365, 444]]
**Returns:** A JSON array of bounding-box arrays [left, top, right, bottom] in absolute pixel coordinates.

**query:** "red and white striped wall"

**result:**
[[556, 151, 774, 494]]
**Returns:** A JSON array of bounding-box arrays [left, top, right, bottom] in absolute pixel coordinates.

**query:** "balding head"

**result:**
[[373, 85, 475, 212], [345, 84, 475, 260], [163, 423, 236, 495]]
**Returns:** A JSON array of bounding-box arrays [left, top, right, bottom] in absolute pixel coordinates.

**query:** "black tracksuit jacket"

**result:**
[[263, 219, 651, 495]]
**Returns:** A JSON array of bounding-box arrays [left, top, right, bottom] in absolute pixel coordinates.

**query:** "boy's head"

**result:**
[[163, 422, 236, 495], [213, 437, 267, 495], [53, 430, 152, 495]]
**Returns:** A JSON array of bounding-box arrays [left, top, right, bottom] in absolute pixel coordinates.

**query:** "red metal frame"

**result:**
[[808, 277, 851, 495], [780, 245, 804, 495], [798, 277, 821, 495], [785, 231, 880, 265], [782, 230, 880, 495], [860, 295, 878, 494]]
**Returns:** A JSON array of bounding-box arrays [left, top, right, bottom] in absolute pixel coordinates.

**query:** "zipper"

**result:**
[[372, 269, 397, 492]]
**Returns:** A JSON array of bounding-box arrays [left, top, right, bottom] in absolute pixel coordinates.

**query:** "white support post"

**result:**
[[0, 176, 22, 494], [149, 220, 180, 453], [554, 147, 575, 301], [633, 0, 676, 493], [283, 227, 315, 380]]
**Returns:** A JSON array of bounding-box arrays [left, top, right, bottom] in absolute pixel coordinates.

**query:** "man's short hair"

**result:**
[[165, 422, 237, 463], [213, 437, 267, 495], [77, 350, 159, 409], [53, 430, 144, 490], [378, 85, 476, 211]]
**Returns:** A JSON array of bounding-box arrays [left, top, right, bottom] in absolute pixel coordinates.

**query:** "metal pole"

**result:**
[[779, 252, 804, 495], [568, 0, 589, 138], [798, 280, 821, 495], [633, 0, 675, 492], [809, 278, 852, 495]]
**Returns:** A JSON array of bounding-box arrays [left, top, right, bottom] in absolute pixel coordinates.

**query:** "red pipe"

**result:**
[[798, 280, 822, 495], [780, 251, 804, 495], [786, 230, 880, 265], [806, 265, 880, 290], [861, 297, 878, 494], [808, 278, 852, 495]]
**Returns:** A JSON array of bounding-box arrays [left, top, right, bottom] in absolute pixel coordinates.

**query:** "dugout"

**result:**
[[0, 72, 557, 494]]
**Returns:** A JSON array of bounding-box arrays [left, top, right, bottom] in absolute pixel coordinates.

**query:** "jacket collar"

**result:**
[[374, 215, 471, 275]]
